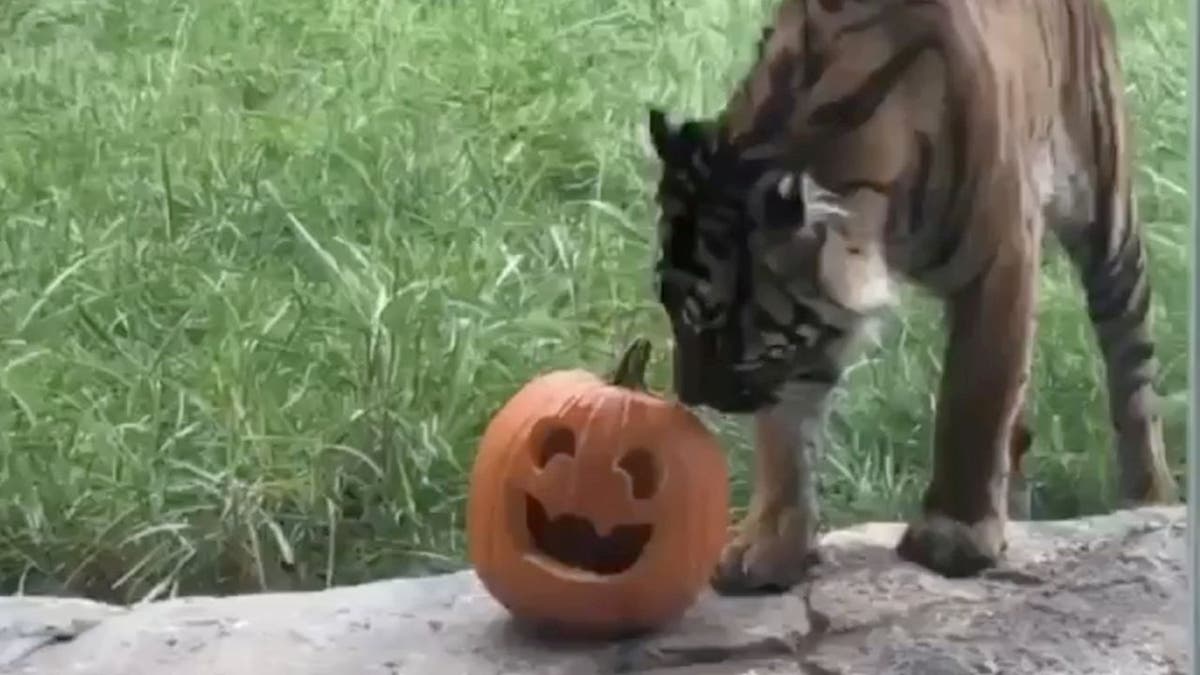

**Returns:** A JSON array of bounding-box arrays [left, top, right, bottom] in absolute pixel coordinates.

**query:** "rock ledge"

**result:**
[[1, 507, 1187, 674]]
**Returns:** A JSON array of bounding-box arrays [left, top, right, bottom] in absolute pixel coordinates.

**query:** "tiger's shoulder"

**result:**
[[720, 0, 1123, 148]]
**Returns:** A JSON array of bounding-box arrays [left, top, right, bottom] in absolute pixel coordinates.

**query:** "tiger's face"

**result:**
[[646, 108, 888, 413]]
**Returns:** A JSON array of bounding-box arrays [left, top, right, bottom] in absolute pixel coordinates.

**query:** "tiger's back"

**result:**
[[645, 0, 1176, 591], [721, 0, 1136, 289]]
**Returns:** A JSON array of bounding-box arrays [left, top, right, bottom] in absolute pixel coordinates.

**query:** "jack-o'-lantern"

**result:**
[[466, 339, 730, 637]]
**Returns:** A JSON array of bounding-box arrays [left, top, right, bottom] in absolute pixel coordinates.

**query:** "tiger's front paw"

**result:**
[[711, 506, 820, 595], [896, 512, 1005, 578]]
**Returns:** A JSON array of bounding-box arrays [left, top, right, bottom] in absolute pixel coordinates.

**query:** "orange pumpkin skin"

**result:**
[[466, 351, 729, 637]]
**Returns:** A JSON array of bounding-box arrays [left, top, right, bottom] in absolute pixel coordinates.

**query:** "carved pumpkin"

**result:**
[[466, 339, 730, 637]]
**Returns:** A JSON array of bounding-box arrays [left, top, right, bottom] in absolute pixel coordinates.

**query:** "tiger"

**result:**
[[645, 0, 1178, 592]]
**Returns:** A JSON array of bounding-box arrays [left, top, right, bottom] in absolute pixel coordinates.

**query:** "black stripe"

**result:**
[[1126, 277, 1153, 324], [918, 88, 970, 275], [700, 237, 734, 261], [809, 36, 937, 132], [832, 180, 891, 195], [1114, 341, 1157, 380], [753, 301, 826, 337], [908, 132, 934, 232], [1035, 11, 1055, 77], [661, 170, 696, 198], [750, 49, 805, 137], [835, 0, 936, 37], [756, 25, 775, 59], [833, 0, 941, 38], [802, 22, 827, 89], [724, 223, 756, 360], [695, 292, 726, 325], [793, 368, 840, 386], [900, 0, 943, 12], [1089, 198, 1138, 287], [752, 306, 795, 336], [1064, 2, 1080, 70], [666, 217, 709, 280], [1088, 69, 1117, 268], [835, 9, 891, 37], [1114, 197, 1138, 258], [1086, 244, 1149, 324]]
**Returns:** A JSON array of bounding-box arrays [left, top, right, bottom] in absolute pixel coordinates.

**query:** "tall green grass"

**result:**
[[0, 0, 1188, 602]]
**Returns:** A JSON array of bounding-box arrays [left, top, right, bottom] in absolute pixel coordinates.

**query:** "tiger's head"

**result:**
[[646, 108, 893, 413]]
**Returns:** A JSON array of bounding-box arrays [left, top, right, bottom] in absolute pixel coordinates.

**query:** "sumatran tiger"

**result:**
[[645, 0, 1178, 592]]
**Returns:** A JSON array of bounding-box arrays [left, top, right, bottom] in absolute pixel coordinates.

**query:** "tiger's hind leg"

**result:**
[[1056, 198, 1178, 505], [898, 209, 1041, 578]]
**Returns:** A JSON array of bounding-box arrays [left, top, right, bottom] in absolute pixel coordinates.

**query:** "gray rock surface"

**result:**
[[1, 506, 1188, 674]]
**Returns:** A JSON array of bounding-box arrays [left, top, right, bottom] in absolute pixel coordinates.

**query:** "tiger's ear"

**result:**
[[647, 108, 678, 162]]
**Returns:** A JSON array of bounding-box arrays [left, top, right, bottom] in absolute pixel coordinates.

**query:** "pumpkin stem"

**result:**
[[609, 338, 653, 390]]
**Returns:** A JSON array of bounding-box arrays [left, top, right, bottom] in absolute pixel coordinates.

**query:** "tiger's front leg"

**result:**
[[711, 381, 831, 594], [897, 229, 1039, 577]]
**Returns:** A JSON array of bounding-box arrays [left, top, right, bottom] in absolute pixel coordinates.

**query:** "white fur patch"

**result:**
[[818, 230, 894, 313], [1032, 124, 1094, 231], [801, 175, 896, 314]]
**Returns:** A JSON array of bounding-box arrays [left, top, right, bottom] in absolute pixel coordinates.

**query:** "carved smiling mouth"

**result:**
[[524, 495, 653, 575]]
